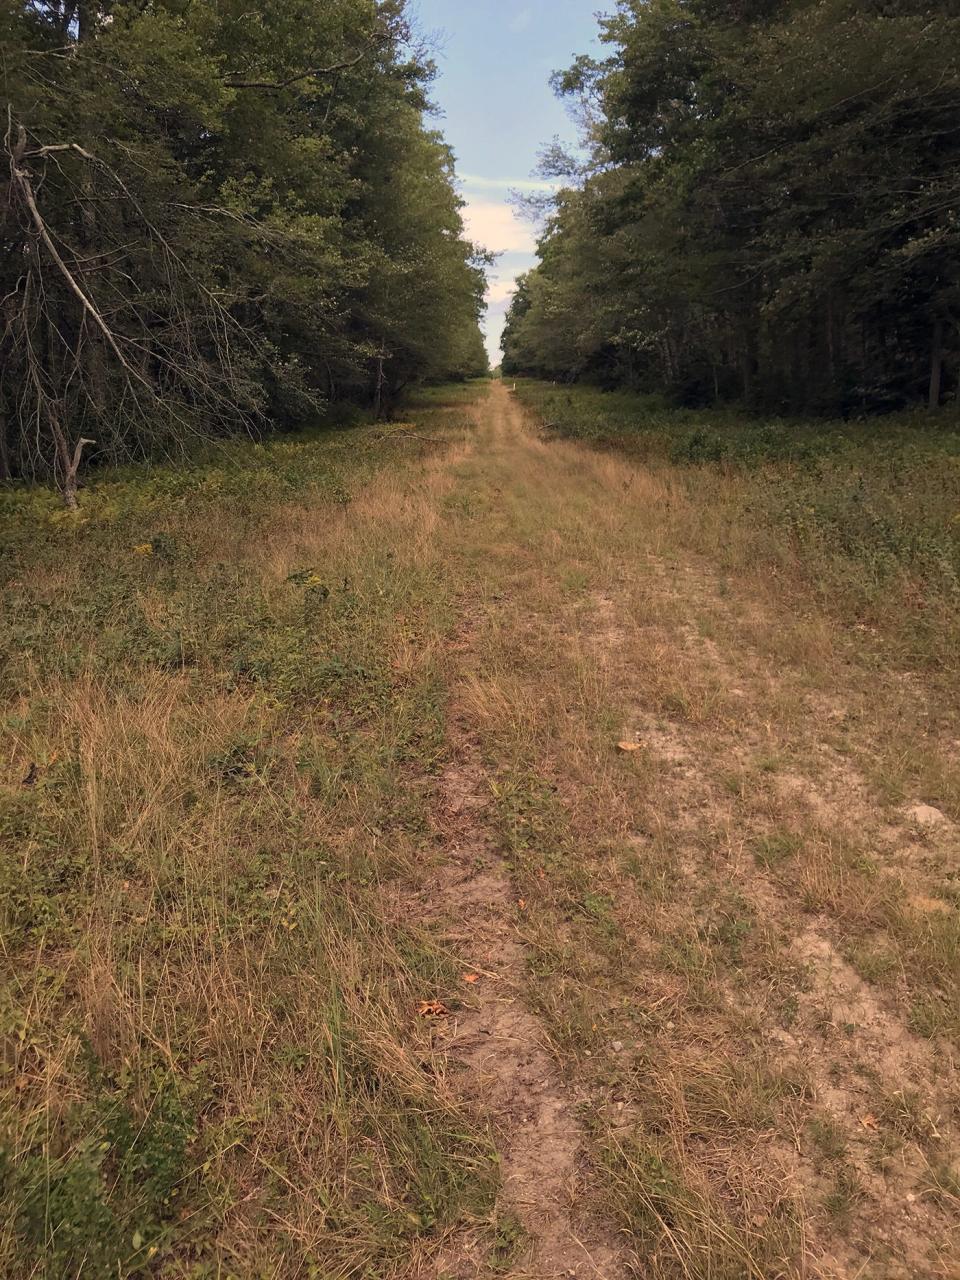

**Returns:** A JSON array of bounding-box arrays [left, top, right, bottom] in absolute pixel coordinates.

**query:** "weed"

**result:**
[[924, 1162, 960, 1208], [809, 1115, 848, 1163], [489, 1212, 525, 1270], [875, 1089, 938, 1144], [753, 832, 803, 868], [823, 1167, 864, 1227]]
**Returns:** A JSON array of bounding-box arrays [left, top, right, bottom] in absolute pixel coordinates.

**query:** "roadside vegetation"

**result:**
[[516, 381, 960, 675], [0, 391, 502, 1276]]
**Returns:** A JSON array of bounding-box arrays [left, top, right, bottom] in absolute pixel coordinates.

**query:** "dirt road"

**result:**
[[7, 381, 959, 1279], [409, 382, 960, 1278]]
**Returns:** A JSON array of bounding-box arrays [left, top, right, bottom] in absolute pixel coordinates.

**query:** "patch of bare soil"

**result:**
[[583, 576, 960, 1276], [412, 653, 624, 1277]]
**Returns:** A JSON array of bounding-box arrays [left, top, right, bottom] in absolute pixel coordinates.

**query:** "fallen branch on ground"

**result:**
[[372, 430, 442, 444]]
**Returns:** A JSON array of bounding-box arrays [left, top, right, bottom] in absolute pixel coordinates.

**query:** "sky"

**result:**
[[411, 1, 602, 363]]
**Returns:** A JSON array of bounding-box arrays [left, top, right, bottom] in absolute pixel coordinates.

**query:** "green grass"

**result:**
[[403, 377, 492, 410], [0, 397, 500, 1277], [514, 380, 960, 671]]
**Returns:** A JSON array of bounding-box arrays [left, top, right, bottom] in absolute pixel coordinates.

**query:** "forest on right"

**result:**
[[502, 0, 959, 416]]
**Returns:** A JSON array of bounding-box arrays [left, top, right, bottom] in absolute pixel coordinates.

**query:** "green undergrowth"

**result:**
[[0, 395, 500, 1277], [403, 378, 492, 410], [514, 380, 960, 670], [2, 420, 375, 549]]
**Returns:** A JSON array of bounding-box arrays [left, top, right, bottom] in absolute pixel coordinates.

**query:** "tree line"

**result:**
[[502, 0, 960, 417], [1, 1, 488, 503]]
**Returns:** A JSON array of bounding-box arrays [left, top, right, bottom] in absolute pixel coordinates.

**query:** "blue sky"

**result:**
[[411, 1, 602, 361]]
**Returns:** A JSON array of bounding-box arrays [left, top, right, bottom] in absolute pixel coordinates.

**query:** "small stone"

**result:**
[[906, 803, 948, 828], [611, 1040, 625, 1053], [665, 1021, 675, 1030]]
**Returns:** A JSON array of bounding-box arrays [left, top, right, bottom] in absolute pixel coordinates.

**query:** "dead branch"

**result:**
[[225, 50, 366, 91], [10, 126, 145, 384], [1, 116, 267, 501], [372, 430, 442, 444], [61, 435, 95, 508]]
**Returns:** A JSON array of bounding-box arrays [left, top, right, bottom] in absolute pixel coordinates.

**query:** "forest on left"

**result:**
[[0, 0, 489, 503]]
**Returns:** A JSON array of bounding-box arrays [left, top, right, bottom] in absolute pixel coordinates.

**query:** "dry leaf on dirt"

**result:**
[[417, 999, 450, 1018], [463, 973, 480, 984], [860, 1113, 879, 1131], [518, 898, 527, 911], [617, 740, 641, 753]]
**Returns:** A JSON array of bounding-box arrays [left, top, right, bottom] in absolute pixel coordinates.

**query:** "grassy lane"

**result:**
[[429, 386, 960, 1277], [3, 381, 960, 1277], [0, 392, 506, 1277]]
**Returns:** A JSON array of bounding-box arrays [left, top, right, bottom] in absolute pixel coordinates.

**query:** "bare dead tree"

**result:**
[[1, 110, 266, 504]]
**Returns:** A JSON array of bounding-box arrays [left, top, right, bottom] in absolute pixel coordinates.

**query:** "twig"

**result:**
[[225, 50, 366, 91], [372, 430, 442, 444]]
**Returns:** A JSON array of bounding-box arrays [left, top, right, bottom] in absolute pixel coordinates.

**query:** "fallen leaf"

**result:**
[[463, 973, 479, 984], [517, 898, 526, 911], [617, 740, 642, 753], [860, 1113, 879, 1132], [417, 999, 450, 1018]]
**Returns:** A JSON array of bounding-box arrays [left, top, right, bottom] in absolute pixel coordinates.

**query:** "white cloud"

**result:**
[[457, 170, 559, 361], [459, 173, 558, 194], [486, 277, 519, 305], [462, 199, 537, 255], [481, 270, 531, 362]]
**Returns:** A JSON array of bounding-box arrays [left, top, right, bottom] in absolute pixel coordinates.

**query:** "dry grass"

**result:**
[[3, 380, 960, 1277], [0, 403, 500, 1277], [432, 386, 960, 1276]]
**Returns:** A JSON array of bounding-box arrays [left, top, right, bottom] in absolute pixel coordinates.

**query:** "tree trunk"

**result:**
[[79, 169, 107, 417], [0, 401, 10, 482], [51, 420, 95, 509], [826, 292, 838, 407], [929, 318, 944, 410], [77, 0, 95, 44], [373, 353, 387, 420], [48, 409, 78, 508], [740, 334, 757, 406]]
